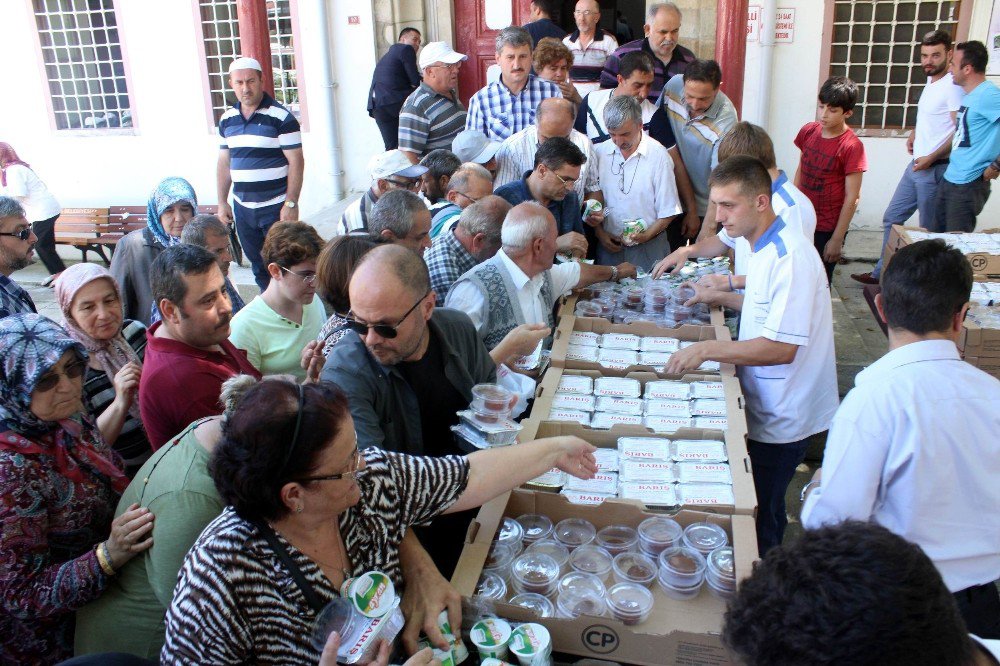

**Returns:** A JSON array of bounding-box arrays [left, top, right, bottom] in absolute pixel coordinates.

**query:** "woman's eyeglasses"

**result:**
[[297, 448, 367, 483], [344, 291, 429, 339], [280, 265, 318, 286], [0, 227, 33, 241], [35, 359, 87, 392]]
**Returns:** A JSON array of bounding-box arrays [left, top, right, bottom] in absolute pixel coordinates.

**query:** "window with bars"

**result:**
[[199, 0, 301, 125], [828, 0, 960, 133], [32, 0, 133, 131]]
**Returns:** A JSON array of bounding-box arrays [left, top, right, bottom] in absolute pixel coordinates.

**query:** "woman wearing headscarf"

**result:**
[[0, 314, 155, 665], [55, 263, 151, 477], [110, 177, 197, 325], [0, 142, 66, 281]]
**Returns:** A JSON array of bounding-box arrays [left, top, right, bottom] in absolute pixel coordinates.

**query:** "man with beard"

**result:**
[[853, 30, 965, 285], [139, 244, 260, 449], [0, 197, 38, 319]]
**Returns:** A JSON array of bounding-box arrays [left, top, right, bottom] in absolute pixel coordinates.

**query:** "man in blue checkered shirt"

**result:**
[[466, 26, 562, 143]]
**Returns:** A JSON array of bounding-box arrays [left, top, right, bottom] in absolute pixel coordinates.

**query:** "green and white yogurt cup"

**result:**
[[509, 623, 553, 666], [470, 617, 512, 661], [339, 571, 396, 618]]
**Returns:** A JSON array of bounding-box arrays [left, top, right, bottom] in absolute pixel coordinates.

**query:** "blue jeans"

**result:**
[[233, 200, 283, 291], [872, 160, 947, 279], [747, 437, 814, 556]]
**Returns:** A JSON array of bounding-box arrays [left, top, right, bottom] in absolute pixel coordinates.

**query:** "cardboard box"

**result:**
[[452, 490, 757, 666], [959, 319, 1000, 358], [964, 354, 1000, 380], [882, 225, 1000, 278]]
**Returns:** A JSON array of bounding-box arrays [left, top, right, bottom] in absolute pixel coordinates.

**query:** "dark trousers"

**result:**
[[373, 102, 404, 151], [954, 581, 1000, 639], [32, 214, 67, 274], [813, 230, 839, 285], [748, 437, 812, 556], [933, 177, 992, 233], [233, 200, 282, 291]]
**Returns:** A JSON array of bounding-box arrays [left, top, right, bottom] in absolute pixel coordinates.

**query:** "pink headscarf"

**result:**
[[55, 263, 143, 419], [0, 142, 30, 188]]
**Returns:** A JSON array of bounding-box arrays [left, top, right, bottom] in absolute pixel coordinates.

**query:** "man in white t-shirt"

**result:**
[[665, 156, 838, 554], [853, 29, 964, 284]]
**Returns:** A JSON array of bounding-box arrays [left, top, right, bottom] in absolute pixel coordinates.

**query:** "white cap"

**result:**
[[368, 150, 428, 180], [452, 130, 502, 164], [228, 57, 262, 74], [418, 41, 468, 71]]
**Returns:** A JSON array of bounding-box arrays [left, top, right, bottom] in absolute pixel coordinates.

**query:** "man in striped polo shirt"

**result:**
[[563, 0, 619, 98], [217, 57, 304, 290], [399, 42, 468, 164]]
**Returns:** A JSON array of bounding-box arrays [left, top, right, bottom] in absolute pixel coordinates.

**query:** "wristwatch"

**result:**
[[285, 200, 297, 209]]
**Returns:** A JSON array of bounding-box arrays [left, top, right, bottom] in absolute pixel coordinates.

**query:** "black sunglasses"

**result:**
[[0, 227, 32, 241], [345, 291, 429, 339], [36, 358, 87, 392]]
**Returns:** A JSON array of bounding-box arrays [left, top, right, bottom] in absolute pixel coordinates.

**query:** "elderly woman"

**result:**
[[534, 37, 582, 106], [55, 263, 151, 477], [110, 177, 197, 325], [0, 314, 155, 665], [161, 379, 595, 664]]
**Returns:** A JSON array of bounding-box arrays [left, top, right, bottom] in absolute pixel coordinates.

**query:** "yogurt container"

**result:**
[[637, 516, 683, 556], [606, 582, 654, 626], [470, 617, 513, 661], [595, 525, 638, 555], [584, 199, 603, 216], [509, 592, 555, 618], [681, 522, 729, 555], [511, 552, 561, 596], [435, 610, 469, 663], [509, 623, 553, 666], [553, 518, 597, 551], [657, 546, 706, 599], [516, 514, 554, 544], [525, 539, 570, 572], [474, 572, 507, 600], [612, 551, 657, 587], [568, 544, 614, 582], [339, 571, 396, 618], [417, 641, 455, 666]]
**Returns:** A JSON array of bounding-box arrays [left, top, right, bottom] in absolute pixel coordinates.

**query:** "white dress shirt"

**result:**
[[444, 249, 581, 332], [801, 339, 1000, 592], [494, 127, 601, 201]]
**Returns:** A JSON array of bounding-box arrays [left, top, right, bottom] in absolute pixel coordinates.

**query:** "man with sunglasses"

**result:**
[[337, 150, 428, 235], [399, 42, 468, 164], [0, 196, 38, 319]]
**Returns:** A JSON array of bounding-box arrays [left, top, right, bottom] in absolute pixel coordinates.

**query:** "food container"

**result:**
[[676, 462, 732, 485], [553, 518, 597, 551], [637, 516, 683, 556], [456, 411, 523, 444], [525, 538, 571, 571], [311, 597, 406, 663], [516, 514, 554, 545], [643, 415, 693, 434], [605, 582, 655, 626], [622, 287, 644, 307], [673, 283, 696, 304], [693, 416, 728, 431], [612, 551, 657, 587], [690, 381, 725, 399], [592, 448, 620, 472], [672, 439, 728, 463], [682, 522, 729, 555], [416, 639, 455, 666], [569, 544, 614, 582], [470, 617, 513, 661], [546, 409, 591, 425], [496, 517, 525, 555], [509, 622, 553, 666], [644, 380, 691, 400], [637, 351, 672, 368], [618, 482, 677, 507], [619, 459, 677, 483], [593, 299, 616, 317], [575, 301, 603, 318], [602, 333, 641, 350], [556, 585, 607, 619], [644, 399, 692, 417], [471, 383, 514, 414], [483, 541, 517, 582], [474, 572, 507, 600], [590, 412, 644, 429], [435, 610, 470, 663], [597, 348, 639, 366], [511, 552, 561, 596], [551, 392, 597, 412], [657, 546, 706, 599], [527, 468, 568, 489], [565, 345, 600, 363], [593, 377, 642, 398], [595, 396, 644, 414], [509, 593, 555, 618], [451, 421, 520, 450], [339, 571, 396, 618], [557, 374, 594, 394], [560, 490, 615, 506], [584, 199, 603, 216], [678, 483, 737, 506], [556, 571, 607, 599], [617, 437, 672, 461], [564, 472, 618, 496], [705, 546, 737, 600], [690, 398, 727, 417], [596, 525, 639, 555]]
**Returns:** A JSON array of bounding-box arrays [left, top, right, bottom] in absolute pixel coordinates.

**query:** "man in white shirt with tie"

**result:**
[[801, 238, 1000, 639]]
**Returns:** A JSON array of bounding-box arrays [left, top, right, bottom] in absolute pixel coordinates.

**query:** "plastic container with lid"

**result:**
[[310, 596, 405, 663], [483, 541, 517, 582], [509, 622, 553, 666], [605, 582, 655, 626], [525, 538, 570, 571], [511, 552, 561, 597], [568, 544, 614, 582], [470, 617, 513, 661], [556, 571, 607, 599], [637, 516, 683, 556], [516, 514, 554, 544], [682, 521, 729, 555], [657, 545, 707, 597], [593, 298, 616, 317], [612, 551, 657, 587], [495, 517, 524, 555], [509, 592, 555, 617], [474, 571, 507, 600], [575, 300, 603, 317], [673, 284, 696, 304], [553, 518, 597, 551], [705, 546, 737, 599], [556, 585, 607, 619], [471, 383, 514, 412], [595, 525, 638, 555]]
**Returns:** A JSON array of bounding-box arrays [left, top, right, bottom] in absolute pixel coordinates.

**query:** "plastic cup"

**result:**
[[435, 610, 470, 664], [516, 514, 554, 545], [657, 545, 707, 593], [705, 573, 735, 601], [575, 300, 603, 317], [470, 617, 512, 661], [496, 517, 525, 555], [474, 571, 507, 600], [511, 552, 560, 597], [638, 516, 683, 556], [484, 541, 517, 582], [509, 592, 555, 617], [469, 403, 512, 425], [509, 622, 553, 666], [525, 539, 570, 572], [553, 518, 596, 551], [311, 598, 359, 651], [471, 383, 514, 413], [612, 551, 657, 588], [556, 586, 607, 619], [622, 286, 644, 307], [593, 298, 616, 317], [705, 546, 737, 595], [569, 544, 614, 582], [557, 571, 606, 600], [596, 525, 639, 555], [606, 582, 654, 626], [682, 522, 729, 556]]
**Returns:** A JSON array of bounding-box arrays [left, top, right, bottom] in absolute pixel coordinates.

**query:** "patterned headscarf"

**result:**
[[55, 263, 143, 420], [147, 176, 198, 248], [0, 142, 30, 187], [0, 314, 127, 492]]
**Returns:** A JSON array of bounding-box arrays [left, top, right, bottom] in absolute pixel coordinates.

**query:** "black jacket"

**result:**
[[368, 43, 421, 115]]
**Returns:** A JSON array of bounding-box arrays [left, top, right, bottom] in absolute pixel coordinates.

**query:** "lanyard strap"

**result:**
[[254, 521, 328, 614]]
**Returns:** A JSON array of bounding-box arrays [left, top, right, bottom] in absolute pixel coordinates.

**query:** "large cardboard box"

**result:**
[[452, 490, 757, 666], [882, 225, 1000, 278], [959, 320, 1000, 358], [964, 354, 1000, 380]]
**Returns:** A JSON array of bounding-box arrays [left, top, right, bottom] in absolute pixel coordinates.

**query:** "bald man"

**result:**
[[494, 97, 603, 203]]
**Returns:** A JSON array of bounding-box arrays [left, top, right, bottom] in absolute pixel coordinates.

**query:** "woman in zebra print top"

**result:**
[[160, 379, 597, 665]]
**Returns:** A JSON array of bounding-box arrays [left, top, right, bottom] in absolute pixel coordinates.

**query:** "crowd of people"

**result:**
[[1, 0, 999, 664]]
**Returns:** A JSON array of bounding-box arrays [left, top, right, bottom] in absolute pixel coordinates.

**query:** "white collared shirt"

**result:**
[[444, 249, 581, 331], [801, 339, 1000, 592], [595, 133, 682, 237], [738, 216, 839, 443], [577, 88, 659, 144], [493, 127, 601, 201]]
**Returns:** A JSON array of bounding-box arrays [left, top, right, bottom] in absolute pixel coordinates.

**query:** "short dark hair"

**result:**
[[150, 244, 218, 308], [398, 27, 420, 41], [717, 121, 777, 169], [261, 221, 324, 268], [683, 59, 722, 88], [818, 76, 858, 112], [531, 0, 559, 18], [618, 51, 656, 81], [921, 29, 952, 49], [419, 149, 462, 182], [180, 214, 229, 247], [723, 521, 976, 666], [709, 155, 771, 200], [316, 235, 381, 314], [955, 40, 988, 74], [534, 135, 586, 171], [210, 380, 351, 522], [881, 239, 972, 334]]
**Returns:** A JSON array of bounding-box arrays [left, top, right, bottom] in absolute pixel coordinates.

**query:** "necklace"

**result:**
[[610, 152, 642, 195]]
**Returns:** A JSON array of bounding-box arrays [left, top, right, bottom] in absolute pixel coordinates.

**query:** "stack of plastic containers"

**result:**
[[452, 383, 522, 449]]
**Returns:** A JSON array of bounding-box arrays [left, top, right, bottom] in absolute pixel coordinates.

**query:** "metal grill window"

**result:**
[[268, 1, 300, 119], [828, 0, 960, 133], [32, 0, 133, 131]]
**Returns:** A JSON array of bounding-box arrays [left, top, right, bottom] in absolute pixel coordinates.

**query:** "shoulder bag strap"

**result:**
[[253, 521, 328, 614]]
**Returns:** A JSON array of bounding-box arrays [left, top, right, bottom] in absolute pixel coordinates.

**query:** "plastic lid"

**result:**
[[657, 546, 707, 577], [682, 522, 729, 553], [310, 598, 357, 650], [516, 514, 554, 542], [470, 617, 512, 648], [497, 517, 524, 548], [569, 544, 614, 577], [638, 516, 683, 545], [556, 586, 607, 619], [525, 538, 570, 568], [554, 518, 597, 549], [509, 623, 551, 656], [575, 301, 603, 316], [557, 571, 607, 599], [484, 541, 516, 572], [509, 593, 555, 617], [511, 552, 560, 586], [707, 546, 735, 578], [612, 551, 657, 584], [343, 571, 396, 618], [474, 572, 507, 600], [606, 582, 654, 617], [596, 525, 639, 552]]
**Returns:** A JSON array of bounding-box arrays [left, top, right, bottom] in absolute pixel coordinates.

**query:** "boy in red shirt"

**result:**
[[794, 77, 868, 283]]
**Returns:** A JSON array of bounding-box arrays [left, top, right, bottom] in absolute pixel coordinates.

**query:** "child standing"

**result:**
[[794, 77, 868, 283]]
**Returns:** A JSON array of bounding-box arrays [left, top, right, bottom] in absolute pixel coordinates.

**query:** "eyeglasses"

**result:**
[[427, 62, 461, 71], [550, 171, 577, 189], [573, 10, 597, 16], [296, 448, 367, 483], [280, 265, 318, 286], [0, 227, 32, 241], [345, 290, 429, 339], [455, 191, 482, 204], [35, 358, 87, 392], [386, 178, 421, 191]]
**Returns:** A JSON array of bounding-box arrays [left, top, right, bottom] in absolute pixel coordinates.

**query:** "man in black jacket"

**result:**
[[369, 28, 422, 149]]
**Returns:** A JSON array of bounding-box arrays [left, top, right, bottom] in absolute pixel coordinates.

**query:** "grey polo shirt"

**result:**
[[398, 82, 468, 156]]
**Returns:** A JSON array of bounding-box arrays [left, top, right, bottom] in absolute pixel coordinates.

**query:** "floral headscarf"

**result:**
[[0, 142, 30, 187], [147, 176, 198, 248], [0, 313, 127, 492], [54, 263, 143, 420]]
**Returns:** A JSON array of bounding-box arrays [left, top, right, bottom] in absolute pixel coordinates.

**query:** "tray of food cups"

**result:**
[[451, 489, 756, 666], [452, 383, 523, 451]]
